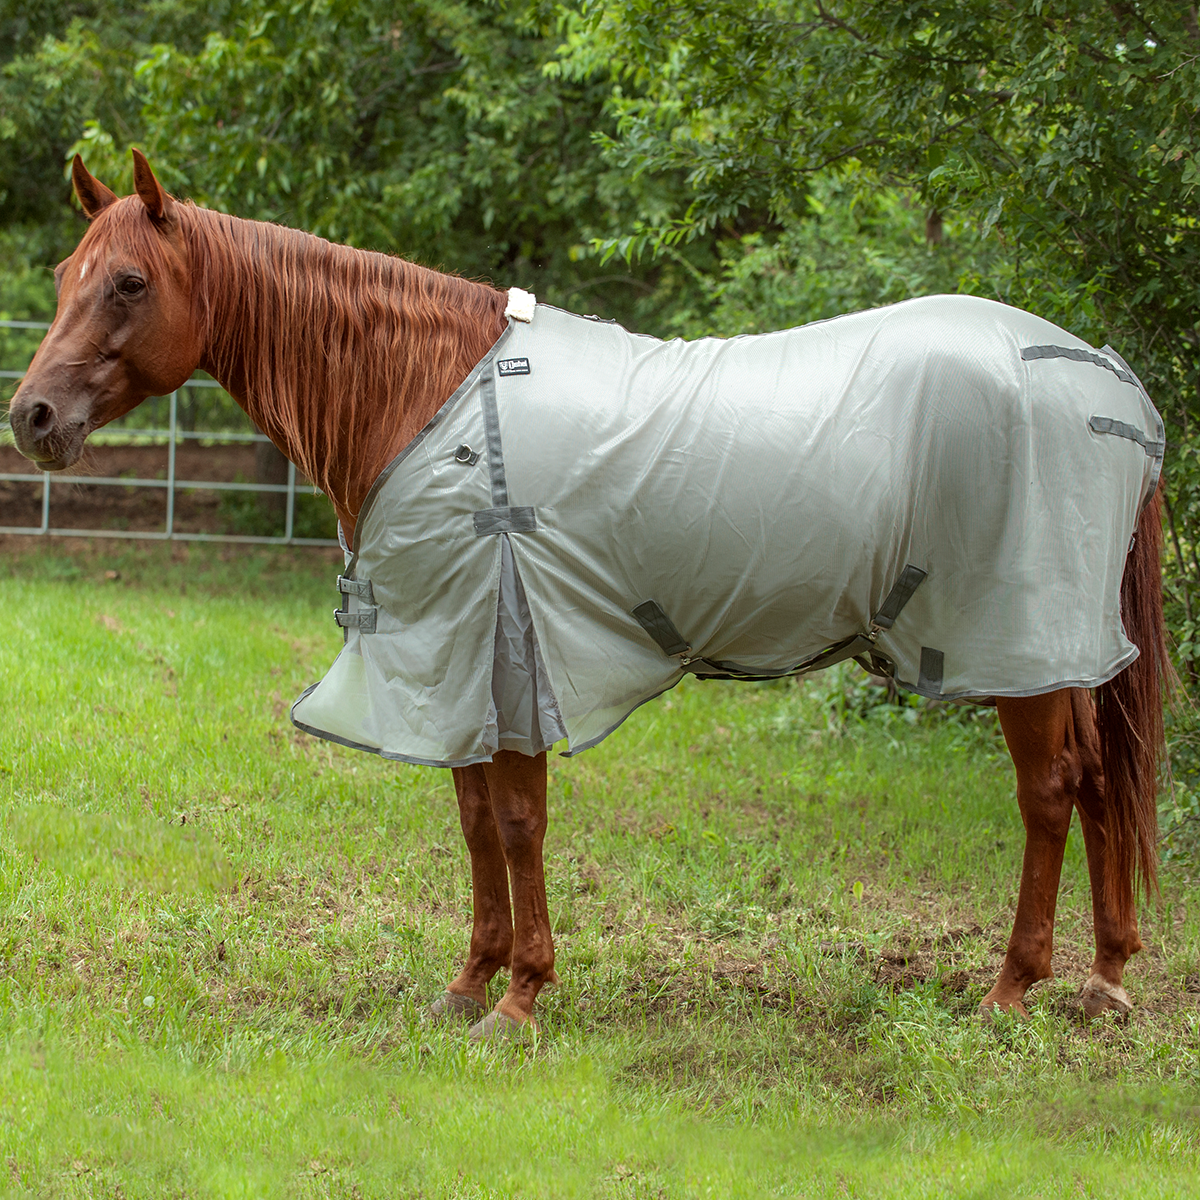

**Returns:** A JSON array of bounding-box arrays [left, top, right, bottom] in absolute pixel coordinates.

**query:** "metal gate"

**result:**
[[0, 318, 338, 546]]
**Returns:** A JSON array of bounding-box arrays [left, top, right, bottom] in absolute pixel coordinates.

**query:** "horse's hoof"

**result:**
[[468, 1009, 534, 1042], [427, 990, 487, 1024], [978, 997, 1029, 1020], [1081, 974, 1132, 1019]]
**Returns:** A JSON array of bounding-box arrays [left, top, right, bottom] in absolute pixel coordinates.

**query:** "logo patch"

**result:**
[[497, 357, 531, 377]]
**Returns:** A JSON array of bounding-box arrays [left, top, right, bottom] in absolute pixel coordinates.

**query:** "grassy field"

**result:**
[[0, 538, 1197, 1198]]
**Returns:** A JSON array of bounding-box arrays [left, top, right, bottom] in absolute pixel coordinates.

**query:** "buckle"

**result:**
[[337, 575, 375, 603], [334, 608, 377, 633]]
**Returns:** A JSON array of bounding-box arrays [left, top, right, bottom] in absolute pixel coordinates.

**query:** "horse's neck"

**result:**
[[194, 218, 506, 541]]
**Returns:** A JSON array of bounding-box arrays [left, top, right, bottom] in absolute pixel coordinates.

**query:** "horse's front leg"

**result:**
[[981, 691, 1078, 1016], [429, 764, 514, 1024], [471, 749, 555, 1039]]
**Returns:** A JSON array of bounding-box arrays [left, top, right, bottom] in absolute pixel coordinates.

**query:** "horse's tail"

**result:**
[[1094, 487, 1171, 923]]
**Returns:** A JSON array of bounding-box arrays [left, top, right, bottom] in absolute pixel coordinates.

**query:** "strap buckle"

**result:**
[[334, 608, 377, 633], [337, 575, 375, 603]]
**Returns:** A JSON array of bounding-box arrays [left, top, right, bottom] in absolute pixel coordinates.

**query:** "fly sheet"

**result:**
[[291, 293, 1164, 768]]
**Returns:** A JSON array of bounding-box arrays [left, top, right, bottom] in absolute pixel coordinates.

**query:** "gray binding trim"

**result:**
[[570, 652, 1146, 755], [334, 609, 377, 633], [631, 600, 690, 657], [479, 368, 509, 508], [289, 683, 500, 769], [1021, 344, 1139, 387], [1100, 343, 1155, 406], [872, 564, 927, 630], [1088, 415, 1164, 457], [559, 677, 686, 757], [896, 644, 1139, 703], [337, 575, 375, 602], [474, 506, 538, 536], [290, 643, 1142, 765], [918, 647, 944, 695]]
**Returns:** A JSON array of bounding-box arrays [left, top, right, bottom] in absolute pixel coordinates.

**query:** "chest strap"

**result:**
[[335, 574, 377, 634], [338, 575, 375, 603], [335, 608, 377, 633]]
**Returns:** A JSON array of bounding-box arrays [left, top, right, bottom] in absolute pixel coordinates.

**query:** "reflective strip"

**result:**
[[872, 564, 927, 630], [918, 647, 944, 694], [337, 575, 375, 602], [1021, 344, 1139, 387], [334, 609, 377, 633], [1088, 415, 1164, 458], [631, 600, 690, 657], [474, 506, 538, 536], [479, 369, 508, 507]]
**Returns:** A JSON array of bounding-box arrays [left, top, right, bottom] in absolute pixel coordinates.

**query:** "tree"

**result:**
[[1, 0, 714, 329]]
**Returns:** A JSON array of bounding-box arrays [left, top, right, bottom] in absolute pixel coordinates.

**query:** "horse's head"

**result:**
[[9, 150, 203, 470]]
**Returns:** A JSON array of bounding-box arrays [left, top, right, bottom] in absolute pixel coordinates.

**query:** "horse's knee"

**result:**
[[1017, 762, 1077, 838], [492, 805, 547, 858], [458, 799, 499, 847]]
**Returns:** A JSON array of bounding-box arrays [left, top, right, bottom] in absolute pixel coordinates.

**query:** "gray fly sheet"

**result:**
[[292, 293, 1164, 768]]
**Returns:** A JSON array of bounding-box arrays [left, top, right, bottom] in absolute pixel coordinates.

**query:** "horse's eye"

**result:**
[[117, 277, 146, 297]]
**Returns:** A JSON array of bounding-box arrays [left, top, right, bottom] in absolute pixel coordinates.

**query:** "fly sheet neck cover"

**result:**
[[291, 293, 1164, 768]]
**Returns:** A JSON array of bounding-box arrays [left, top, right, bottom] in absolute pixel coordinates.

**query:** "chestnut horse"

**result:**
[[9, 152, 1169, 1036]]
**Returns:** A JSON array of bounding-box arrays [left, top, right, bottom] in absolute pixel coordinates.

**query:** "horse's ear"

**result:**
[[71, 155, 117, 220], [131, 148, 174, 223]]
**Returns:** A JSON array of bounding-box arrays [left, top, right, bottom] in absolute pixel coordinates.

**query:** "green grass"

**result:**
[[1, 538, 1198, 1197]]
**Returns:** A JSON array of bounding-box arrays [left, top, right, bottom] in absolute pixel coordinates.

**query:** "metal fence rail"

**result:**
[[0, 319, 338, 546]]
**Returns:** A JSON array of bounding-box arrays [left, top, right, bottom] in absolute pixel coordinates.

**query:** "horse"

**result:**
[[8, 151, 1169, 1038]]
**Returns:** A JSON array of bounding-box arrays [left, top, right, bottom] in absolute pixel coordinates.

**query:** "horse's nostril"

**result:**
[[31, 402, 55, 436]]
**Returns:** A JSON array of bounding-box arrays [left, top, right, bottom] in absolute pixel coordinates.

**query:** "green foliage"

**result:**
[[567, 0, 1200, 402], [216, 480, 338, 540], [7, 802, 233, 894], [568, 0, 1200, 378], [0, 0, 715, 329], [656, 173, 1010, 337], [0, 229, 57, 323]]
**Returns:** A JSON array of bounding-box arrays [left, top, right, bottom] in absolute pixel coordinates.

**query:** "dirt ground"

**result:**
[[0, 443, 313, 536]]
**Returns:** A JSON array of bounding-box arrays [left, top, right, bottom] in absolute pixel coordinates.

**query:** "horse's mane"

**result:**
[[80, 198, 508, 521]]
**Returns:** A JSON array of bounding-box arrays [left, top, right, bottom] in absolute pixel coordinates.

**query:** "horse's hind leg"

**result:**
[[1069, 689, 1142, 1017], [430, 764, 515, 1023], [981, 690, 1079, 1016]]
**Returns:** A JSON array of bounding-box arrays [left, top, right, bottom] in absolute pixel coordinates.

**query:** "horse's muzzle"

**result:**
[[8, 393, 85, 469]]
